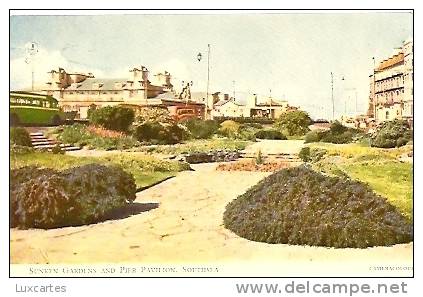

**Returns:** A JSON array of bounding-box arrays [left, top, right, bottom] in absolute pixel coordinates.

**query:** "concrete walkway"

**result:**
[[241, 139, 304, 156], [10, 162, 412, 276]]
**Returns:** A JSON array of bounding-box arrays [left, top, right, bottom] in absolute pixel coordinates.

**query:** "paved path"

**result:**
[[10, 162, 412, 276], [241, 139, 304, 156]]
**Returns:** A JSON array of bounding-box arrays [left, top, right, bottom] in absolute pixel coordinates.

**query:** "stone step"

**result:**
[[31, 136, 47, 140], [29, 132, 81, 152], [33, 143, 73, 149], [32, 140, 58, 146], [60, 146, 81, 152]]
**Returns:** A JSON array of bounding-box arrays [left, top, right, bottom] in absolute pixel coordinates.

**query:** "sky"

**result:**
[[10, 12, 412, 119]]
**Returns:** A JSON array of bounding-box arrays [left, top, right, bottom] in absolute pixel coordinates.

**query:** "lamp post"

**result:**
[[25, 42, 38, 91], [197, 44, 211, 119]]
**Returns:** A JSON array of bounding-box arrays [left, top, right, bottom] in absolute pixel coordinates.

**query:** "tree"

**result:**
[[274, 110, 312, 136], [89, 106, 135, 132]]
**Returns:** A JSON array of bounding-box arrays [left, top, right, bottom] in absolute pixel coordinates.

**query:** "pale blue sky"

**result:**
[[10, 12, 412, 119]]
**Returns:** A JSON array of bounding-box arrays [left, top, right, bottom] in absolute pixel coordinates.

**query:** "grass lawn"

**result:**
[[309, 142, 413, 220], [342, 161, 412, 220], [11, 151, 190, 189], [135, 138, 252, 155]]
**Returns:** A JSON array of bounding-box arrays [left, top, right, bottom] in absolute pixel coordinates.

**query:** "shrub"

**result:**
[[51, 144, 65, 154], [254, 129, 287, 140], [182, 118, 219, 139], [371, 119, 412, 148], [89, 106, 135, 132], [10, 167, 78, 229], [307, 121, 358, 144], [59, 124, 139, 150], [164, 124, 187, 144], [219, 120, 240, 138], [320, 130, 354, 144], [134, 122, 163, 142], [304, 130, 322, 143], [134, 122, 186, 144], [10, 144, 35, 154], [10, 128, 32, 147], [10, 164, 136, 229], [273, 110, 312, 136], [58, 123, 88, 145], [61, 164, 136, 223], [223, 166, 412, 248], [136, 107, 174, 124], [255, 150, 264, 164], [237, 127, 258, 141], [299, 147, 311, 162], [309, 148, 327, 162]]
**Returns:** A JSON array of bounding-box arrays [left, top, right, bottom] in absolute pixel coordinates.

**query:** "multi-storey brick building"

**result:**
[[368, 39, 413, 123]]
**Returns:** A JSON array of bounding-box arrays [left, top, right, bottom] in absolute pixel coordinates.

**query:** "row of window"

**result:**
[[375, 76, 404, 92]]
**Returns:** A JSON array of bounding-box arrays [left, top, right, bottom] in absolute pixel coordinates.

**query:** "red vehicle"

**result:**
[[167, 104, 205, 122]]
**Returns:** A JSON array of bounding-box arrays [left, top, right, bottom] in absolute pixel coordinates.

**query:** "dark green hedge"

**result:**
[[88, 106, 135, 132], [10, 164, 136, 229], [223, 166, 412, 248], [10, 127, 32, 147], [182, 118, 219, 139], [134, 122, 187, 144]]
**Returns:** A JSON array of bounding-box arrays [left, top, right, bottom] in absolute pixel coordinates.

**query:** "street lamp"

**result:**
[[330, 72, 347, 121], [25, 41, 38, 91], [197, 44, 211, 119]]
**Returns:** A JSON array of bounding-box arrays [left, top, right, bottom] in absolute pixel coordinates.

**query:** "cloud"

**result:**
[[10, 46, 106, 91]]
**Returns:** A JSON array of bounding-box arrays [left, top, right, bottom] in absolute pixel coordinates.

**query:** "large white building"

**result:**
[[43, 67, 176, 118], [368, 38, 413, 123]]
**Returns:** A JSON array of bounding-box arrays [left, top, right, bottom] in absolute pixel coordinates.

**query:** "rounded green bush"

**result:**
[[134, 122, 186, 144], [223, 166, 412, 248], [371, 120, 412, 148], [219, 120, 240, 138], [10, 164, 137, 229], [298, 147, 311, 162], [89, 106, 135, 132], [10, 128, 32, 147], [304, 130, 321, 143], [182, 118, 219, 139]]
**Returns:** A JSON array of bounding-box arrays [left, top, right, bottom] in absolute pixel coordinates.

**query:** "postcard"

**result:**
[[9, 10, 413, 278]]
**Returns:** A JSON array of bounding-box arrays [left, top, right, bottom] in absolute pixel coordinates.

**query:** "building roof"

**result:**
[[155, 91, 178, 100], [376, 53, 404, 71], [256, 98, 288, 107], [214, 99, 245, 107], [66, 78, 132, 91]]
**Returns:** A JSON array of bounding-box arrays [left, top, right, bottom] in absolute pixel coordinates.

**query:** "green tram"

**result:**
[[10, 91, 66, 126]]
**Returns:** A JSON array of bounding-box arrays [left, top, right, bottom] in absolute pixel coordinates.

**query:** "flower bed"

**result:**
[[216, 160, 291, 172]]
